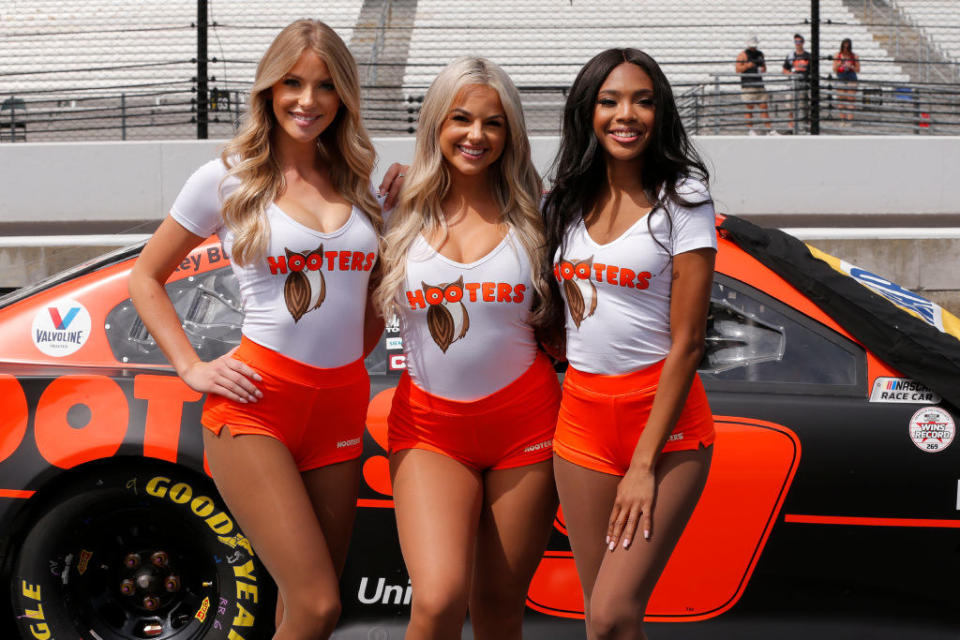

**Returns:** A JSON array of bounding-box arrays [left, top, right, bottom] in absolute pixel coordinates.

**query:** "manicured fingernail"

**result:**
[[253, 374, 262, 381], [644, 529, 650, 540], [605, 536, 610, 545], [608, 540, 615, 551], [622, 538, 630, 548]]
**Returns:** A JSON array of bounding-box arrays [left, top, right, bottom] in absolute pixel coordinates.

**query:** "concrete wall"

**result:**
[[2, 136, 959, 225], [2, 137, 959, 314]]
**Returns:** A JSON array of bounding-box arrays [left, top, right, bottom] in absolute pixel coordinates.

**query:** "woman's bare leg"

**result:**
[[274, 458, 362, 628], [555, 447, 713, 640], [391, 449, 483, 639], [203, 428, 346, 640], [469, 460, 558, 640]]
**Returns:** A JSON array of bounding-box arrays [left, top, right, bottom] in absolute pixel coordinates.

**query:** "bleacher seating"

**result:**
[[403, 0, 909, 91], [893, 0, 960, 65]]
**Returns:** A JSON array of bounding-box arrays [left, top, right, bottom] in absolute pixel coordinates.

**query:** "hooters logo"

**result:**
[[556, 257, 597, 328], [422, 277, 470, 353], [282, 244, 326, 322]]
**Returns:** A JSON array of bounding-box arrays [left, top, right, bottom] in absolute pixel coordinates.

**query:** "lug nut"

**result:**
[[143, 595, 160, 611], [164, 575, 181, 593], [124, 553, 141, 569], [120, 579, 136, 596], [150, 551, 169, 568]]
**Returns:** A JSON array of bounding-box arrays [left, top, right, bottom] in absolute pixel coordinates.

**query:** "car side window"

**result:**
[[699, 275, 865, 394], [106, 267, 243, 365], [106, 266, 390, 374]]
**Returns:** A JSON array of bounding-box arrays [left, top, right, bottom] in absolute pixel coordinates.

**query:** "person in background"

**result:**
[[833, 38, 860, 124], [782, 33, 811, 132], [736, 35, 774, 135]]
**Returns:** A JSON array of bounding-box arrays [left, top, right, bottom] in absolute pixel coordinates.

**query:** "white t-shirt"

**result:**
[[170, 159, 379, 368], [398, 229, 538, 401], [556, 178, 717, 375]]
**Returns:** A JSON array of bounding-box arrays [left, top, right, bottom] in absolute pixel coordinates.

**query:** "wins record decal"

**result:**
[[909, 407, 955, 453]]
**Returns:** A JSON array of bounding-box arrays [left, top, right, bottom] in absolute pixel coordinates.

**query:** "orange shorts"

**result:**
[[201, 336, 369, 472], [388, 353, 561, 470], [554, 359, 715, 476]]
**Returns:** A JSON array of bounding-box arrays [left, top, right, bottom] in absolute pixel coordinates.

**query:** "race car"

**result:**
[[1, 215, 958, 640]]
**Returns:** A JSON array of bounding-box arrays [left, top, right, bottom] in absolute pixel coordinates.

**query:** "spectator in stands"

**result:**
[[543, 48, 715, 640], [736, 35, 773, 135], [782, 33, 811, 132], [833, 38, 860, 124], [129, 19, 403, 638]]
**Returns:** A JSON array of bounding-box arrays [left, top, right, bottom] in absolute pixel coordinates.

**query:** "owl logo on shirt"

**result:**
[[557, 256, 597, 329], [283, 244, 326, 322], [422, 276, 470, 353]]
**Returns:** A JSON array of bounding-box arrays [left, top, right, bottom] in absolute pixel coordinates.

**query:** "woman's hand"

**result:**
[[607, 465, 656, 551], [180, 353, 263, 403], [378, 163, 410, 211]]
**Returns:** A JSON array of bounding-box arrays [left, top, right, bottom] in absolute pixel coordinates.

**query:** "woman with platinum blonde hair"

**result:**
[[130, 19, 401, 639], [376, 57, 560, 639]]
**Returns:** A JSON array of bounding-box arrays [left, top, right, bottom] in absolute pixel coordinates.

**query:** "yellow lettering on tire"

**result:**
[[145, 476, 170, 498], [21, 581, 42, 600], [232, 603, 255, 627]]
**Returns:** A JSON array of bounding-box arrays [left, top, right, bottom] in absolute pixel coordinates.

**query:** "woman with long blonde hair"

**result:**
[[130, 19, 397, 639], [376, 57, 560, 639]]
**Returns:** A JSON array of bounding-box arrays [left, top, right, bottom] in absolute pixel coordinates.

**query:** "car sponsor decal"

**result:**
[[76, 549, 92, 576], [869, 377, 941, 404], [196, 596, 211, 622], [909, 406, 955, 453], [389, 354, 406, 371], [385, 337, 403, 351], [31, 299, 92, 357], [807, 246, 960, 342]]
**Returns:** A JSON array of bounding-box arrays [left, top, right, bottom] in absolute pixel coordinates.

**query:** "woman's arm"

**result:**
[[129, 216, 262, 402], [606, 247, 716, 549], [852, 54, 860, 73]]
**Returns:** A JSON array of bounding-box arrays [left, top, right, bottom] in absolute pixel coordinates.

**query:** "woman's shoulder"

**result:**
[[671, 175, 712, 202]]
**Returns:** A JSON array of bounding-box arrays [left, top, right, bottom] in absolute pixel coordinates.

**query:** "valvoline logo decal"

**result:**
[[807, 246, 960, 342], [31, 299, 92, 357]]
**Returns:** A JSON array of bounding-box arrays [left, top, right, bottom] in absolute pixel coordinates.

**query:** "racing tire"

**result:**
[[10, 461, 275, 640]]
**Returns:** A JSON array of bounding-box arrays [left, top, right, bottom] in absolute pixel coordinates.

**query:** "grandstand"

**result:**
[[1, 0, 957, 140], [894, 0, 960, 69]]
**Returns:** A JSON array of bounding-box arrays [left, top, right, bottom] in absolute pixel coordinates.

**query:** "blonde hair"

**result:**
[[220, 19, 381, 266], [375, 57, 550, 324]]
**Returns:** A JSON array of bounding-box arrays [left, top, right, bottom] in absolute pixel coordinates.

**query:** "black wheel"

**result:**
[[10, 462, 275, 640]]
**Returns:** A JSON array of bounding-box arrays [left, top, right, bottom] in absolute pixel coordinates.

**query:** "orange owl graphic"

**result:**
[[283, 244, 326, 322], [558, 257, 597, 328], [422, 276, 470, 353]]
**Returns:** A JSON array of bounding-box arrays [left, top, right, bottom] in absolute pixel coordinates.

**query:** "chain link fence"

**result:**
[[2, 0, 959, 141]]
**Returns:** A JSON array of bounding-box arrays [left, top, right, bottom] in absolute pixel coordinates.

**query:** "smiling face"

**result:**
[[437, 84, 507, 180], [592, 62, 656, 168], [270, 49, 341, 145]]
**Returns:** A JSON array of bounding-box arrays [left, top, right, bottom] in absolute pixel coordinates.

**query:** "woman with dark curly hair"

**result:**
[[542, 48, 716, 639]]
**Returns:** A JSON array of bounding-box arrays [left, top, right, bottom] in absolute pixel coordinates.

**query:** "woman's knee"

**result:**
[[411, 586, 469, 627], [587, 596, 645, 639], [280, 589, 342, 638]]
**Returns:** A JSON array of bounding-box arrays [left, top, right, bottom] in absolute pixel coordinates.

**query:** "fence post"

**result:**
[[121, 93, 127, 141], [197, 0, 209, 139], [810, 0, 820, 134]]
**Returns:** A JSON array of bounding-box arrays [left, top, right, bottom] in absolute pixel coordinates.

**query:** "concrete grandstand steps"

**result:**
[[891, 0, 960, 74], [844, 0, 960, 84], [350, 0, 420, 136]]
